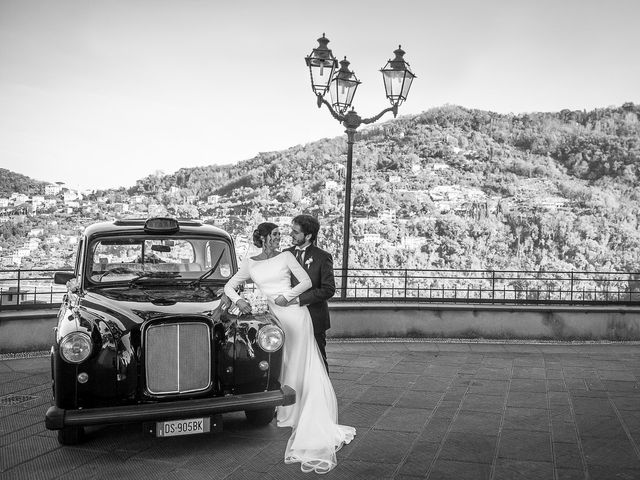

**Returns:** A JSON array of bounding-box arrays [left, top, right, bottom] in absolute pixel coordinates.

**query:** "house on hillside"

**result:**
[[537, 196, 567, 211], [11, 193, 29, 204], [359, 233, 382, 245], [63, 191, 79, 203], [400, 236, 423, 249], [267, 216, 292, 227], [45, 184, 63, 196], [378, 210, 397, 223]]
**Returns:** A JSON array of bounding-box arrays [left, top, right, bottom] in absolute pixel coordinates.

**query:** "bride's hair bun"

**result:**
[[252, 229, 263, 248], [252, 222, 279, 248]]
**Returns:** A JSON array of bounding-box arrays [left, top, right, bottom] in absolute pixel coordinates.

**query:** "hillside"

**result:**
[[0, 168, 48, 197], [2, 103, 640, 273], [127, 103, 640, 272]]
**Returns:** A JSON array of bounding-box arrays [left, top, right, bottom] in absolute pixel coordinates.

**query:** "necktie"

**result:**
[[295, 249, 304, 265]]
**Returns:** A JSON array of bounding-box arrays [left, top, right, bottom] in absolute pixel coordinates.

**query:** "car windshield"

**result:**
[[87, 236, 234, 285]]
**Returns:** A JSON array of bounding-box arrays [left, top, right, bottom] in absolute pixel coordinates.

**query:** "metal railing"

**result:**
[[333, 268, 640, 305], [1, 267, 639, 311], [0, 268, 72, 310]]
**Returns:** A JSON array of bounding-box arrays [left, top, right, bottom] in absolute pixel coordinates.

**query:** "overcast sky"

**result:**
[[1, 0, 638, 191]]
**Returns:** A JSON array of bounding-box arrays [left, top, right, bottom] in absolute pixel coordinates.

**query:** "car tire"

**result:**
[[245, 407, 275, 426], [57, 426, 84, 445]]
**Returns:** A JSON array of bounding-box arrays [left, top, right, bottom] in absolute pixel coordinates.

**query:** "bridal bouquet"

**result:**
[[242, 290, 268, 314]]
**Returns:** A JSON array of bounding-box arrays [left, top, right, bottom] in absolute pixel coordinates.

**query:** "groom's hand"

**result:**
[[274, 295, 288, 306]]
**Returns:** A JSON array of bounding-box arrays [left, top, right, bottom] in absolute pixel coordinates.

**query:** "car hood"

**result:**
[[79, 287, 223, 332]]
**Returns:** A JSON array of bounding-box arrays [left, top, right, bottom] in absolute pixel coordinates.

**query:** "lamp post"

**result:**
[[305, 34, 416, 299]]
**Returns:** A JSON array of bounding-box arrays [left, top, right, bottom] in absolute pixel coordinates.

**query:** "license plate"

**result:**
[[156, 417, 210, 437]]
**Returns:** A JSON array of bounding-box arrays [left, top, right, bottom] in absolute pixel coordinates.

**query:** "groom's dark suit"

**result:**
[[286, 244, 335, 370]]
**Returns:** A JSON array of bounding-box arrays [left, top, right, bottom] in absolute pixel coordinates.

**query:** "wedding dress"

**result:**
[[224, 252, 356, 474]]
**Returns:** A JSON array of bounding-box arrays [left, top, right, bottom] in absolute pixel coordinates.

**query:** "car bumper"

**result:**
[[45, 385, 296, 430]]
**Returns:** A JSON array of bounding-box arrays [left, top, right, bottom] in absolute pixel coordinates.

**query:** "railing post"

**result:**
[[570, 271, 574, 302], [491, 270, 495, 300], [17, 268, 21, 308], [404, 269, 408, 299]]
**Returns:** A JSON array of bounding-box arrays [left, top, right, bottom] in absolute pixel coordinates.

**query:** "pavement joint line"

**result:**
[[608, 391, 640, 462], [488, 359, 513, 480], [422, 362, 470, 479], [561, 363, 590, 479], [389, 361, 442, 478], [545, 360, 559, 480]]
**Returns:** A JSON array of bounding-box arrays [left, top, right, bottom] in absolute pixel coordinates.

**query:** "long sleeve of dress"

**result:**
[[224, 258, 252, 304], [281, 252, 312, 302]]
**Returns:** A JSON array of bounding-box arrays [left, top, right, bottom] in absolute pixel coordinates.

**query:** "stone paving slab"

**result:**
[[1, 340, 640, 479]]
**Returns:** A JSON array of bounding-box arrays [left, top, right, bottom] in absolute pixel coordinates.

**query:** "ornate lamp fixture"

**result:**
[[329, 57, 361, 115], [305, 34, 338, 97], [381, 46, 416, 107], [305, 35, 416, 299]]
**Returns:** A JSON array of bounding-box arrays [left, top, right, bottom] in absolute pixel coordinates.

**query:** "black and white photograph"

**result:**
[[1, 0, 639, 478]]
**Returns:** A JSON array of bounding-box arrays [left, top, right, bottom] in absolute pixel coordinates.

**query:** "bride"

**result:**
[[224, 222, 356, 474]]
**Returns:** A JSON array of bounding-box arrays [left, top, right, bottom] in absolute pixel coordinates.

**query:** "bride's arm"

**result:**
[[280, 251, 312, 302], [224, 258, 252, 304]]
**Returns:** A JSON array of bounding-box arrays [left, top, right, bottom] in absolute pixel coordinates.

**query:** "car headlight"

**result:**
[[60, 332, 93, 364], [257, 325, 284, 353]]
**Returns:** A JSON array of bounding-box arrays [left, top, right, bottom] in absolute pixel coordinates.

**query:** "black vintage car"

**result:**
[[45, 217, 294, 445]]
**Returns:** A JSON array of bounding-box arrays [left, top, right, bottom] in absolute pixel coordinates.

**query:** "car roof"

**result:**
[[83, 218, 232, 240]]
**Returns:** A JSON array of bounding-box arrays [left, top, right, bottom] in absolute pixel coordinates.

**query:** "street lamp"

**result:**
[[305, 35, 416, 299]]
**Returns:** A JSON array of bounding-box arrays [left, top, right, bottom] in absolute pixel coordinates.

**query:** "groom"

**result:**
[[287, 214, 335, 372]]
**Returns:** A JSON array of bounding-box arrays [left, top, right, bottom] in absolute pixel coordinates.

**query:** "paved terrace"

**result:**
[[1, 340, 640, 480]]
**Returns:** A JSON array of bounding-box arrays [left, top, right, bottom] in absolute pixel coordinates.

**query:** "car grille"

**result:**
[[145, 321, 211, 395]]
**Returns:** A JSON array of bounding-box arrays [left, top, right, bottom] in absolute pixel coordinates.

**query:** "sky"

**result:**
[[1, 0, 638, 191]]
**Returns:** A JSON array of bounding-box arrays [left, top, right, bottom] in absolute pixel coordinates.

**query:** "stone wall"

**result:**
[[2, 304, 640, 353]]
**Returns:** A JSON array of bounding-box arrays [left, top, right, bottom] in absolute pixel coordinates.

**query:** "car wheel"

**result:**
[[245, 407, 276, 426], [57, 426, 84, 445]]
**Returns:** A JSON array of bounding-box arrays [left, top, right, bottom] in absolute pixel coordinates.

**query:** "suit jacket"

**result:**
[[286, 244, 335, 333]]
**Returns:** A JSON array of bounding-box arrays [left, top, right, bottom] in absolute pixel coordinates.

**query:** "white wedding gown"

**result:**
[[224, 252, 356, 474]]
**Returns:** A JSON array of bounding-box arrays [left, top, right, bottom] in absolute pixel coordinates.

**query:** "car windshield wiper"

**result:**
[[128, 271, 180, 287], [189, 251, 225, 288]]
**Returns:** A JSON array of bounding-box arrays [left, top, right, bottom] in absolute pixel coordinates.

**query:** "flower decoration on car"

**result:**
[[243, 291, 268, 314]]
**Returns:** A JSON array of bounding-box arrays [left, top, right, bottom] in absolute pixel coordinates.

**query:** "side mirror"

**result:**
[[54, 272, 75, 285]]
